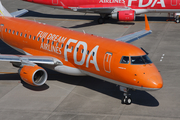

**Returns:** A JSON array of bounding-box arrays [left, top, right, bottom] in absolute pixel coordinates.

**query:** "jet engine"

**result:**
[[19, 65, 48, 86], [111, 10, 135, 21]]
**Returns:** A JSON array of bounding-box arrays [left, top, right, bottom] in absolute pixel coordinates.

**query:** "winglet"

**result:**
[[145, 14, 150, 31]]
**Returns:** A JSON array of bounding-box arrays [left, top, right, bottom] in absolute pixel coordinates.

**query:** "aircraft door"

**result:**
[[103, 52, 113, 73], [52, 0, 58, 5], [171, 0, 177, 6], [0, 24, 4, 40]]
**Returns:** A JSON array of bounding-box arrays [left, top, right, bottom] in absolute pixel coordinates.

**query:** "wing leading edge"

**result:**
[[115, 15, 152, 43], [0, 55, 62, 65], [10, 9, 28, 17]]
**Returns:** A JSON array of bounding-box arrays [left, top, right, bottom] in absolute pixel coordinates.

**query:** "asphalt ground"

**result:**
[[0, 0, 179, 120]]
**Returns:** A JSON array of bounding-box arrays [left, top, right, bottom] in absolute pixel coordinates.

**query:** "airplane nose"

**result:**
[[149, 75, 163, 89]]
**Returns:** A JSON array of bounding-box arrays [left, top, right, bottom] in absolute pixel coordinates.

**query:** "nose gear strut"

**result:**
[[120, 86, 132, 105]]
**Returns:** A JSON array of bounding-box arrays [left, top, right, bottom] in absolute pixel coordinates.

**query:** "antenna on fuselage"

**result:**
[[83, 30, 86, 34]]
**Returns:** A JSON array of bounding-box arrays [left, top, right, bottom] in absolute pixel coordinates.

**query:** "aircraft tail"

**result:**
[[0, 1, 12, 17]]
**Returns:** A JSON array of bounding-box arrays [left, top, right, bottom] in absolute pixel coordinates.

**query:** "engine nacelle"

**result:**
[[111, 10, 135, 21], [19, 65, 47, 86]]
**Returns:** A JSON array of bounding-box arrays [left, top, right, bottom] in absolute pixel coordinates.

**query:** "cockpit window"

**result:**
[[120, 56, 129, 64], [131, 56, 144, 64], [131, 55, 152, 65], [142, 55, 152, 64]]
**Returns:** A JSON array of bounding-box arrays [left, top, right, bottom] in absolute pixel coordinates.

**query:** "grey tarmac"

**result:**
[[0, 0, 179, 120]]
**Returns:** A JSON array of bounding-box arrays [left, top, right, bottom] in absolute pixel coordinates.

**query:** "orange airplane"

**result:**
[[0, 2, 162, 105]]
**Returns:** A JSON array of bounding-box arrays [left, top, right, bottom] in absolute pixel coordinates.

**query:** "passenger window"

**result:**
[[61, 43, 64, 48], [9, 29, 11, 33], [16, 31, 19, 35], [56, 42, 59, 46], [87, 50, 89, 55], [47, 39, 49, 44], [5, 28, 7, 32], [24, 34, 27, 38], [52, 41, 54, 45], [71, 46, 73, 50], [29, 35, 31, 39], [12, 30, 15, 34], [92, 52, 95, 56], [37, 37, 40, 41], [81, 49, 84, 53], [120, 56, 129, 64], [20, 33, 23, 36], [42, 38, 44, 42], [33, 36, 36, 40], [77, 47, 79, 52]]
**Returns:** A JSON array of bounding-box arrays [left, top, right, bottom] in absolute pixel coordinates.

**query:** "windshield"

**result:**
[[131, 55, 152, 65], [142, 55, 152, 64]]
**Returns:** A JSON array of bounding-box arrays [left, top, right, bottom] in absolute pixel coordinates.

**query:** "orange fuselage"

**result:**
[[0, 16, 163, 90]]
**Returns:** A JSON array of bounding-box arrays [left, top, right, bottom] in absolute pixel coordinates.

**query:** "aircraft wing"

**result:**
[[10, 9, 28, 17], [115, 15, 152, 43], [71, 7, 115, 14], [0, 55, 62, 65]]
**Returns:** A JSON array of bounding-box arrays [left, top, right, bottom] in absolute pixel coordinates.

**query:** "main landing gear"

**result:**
[[98, 17, 105, 24], [120, 86, 132, 105], [97, 14, 109, 24]]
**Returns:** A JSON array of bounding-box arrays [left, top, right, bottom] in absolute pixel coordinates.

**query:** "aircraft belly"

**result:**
[[43, 64, 86, 76], [81, 70, 160, 91]]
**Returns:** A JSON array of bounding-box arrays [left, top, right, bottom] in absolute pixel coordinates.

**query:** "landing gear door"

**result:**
[[0, 24, 4, 40], [52, 0, 58, 5], [103, 52, 113, 73]]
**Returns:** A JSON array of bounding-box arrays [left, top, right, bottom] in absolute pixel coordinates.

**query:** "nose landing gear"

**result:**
[[175, 14, 180, 23], [122, 93, 132, 105], [120, 86, 132, 105]]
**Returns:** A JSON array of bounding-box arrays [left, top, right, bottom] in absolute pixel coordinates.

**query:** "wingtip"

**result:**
[[145, 14, 150, 31]]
